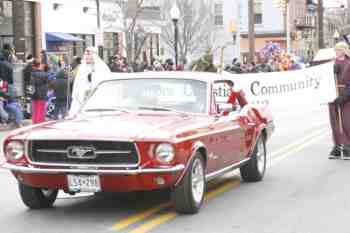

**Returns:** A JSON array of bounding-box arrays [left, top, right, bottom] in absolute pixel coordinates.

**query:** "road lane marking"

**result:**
[[269, 132, 329, 168], [269, 127, 328, 159], [128, 212, 177, 233], [111, 203, 172, 231], [110, 179, 240, 231], [205, 179, 240, 201], [120, 129, 329, 233], [127, 180, 241, 233]]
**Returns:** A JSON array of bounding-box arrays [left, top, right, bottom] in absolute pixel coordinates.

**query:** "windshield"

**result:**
[[82, 78, 208, 114]]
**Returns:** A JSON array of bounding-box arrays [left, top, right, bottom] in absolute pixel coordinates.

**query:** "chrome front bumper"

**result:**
[[1, 163, 185, 175]]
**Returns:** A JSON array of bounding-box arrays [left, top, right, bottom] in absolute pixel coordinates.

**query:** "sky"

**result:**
[[324, 0, 347, 8]]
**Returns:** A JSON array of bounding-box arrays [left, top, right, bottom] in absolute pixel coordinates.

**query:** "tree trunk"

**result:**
[[248, 0, 255, 63], [317, 0, 324, 49]]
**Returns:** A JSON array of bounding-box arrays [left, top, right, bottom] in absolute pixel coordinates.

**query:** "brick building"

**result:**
[[0, 0, 42, 61]]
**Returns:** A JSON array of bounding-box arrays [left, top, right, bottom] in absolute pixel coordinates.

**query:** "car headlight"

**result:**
[[5, 141, 25, 161], [155, 143, 175, 163]]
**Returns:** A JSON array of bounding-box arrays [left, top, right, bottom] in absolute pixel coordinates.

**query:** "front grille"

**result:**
[[28, 140, 139, 166]]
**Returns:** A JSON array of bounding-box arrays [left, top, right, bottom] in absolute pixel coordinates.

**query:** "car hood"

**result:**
[[17, 112, 209, 142]]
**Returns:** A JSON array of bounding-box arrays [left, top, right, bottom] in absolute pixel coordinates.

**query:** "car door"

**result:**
[[210, 81, 245, 169], [209, 114, 245, 169]]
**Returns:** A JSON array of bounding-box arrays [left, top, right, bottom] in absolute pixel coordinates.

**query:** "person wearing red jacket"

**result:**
[[226, 80, 248, 109]]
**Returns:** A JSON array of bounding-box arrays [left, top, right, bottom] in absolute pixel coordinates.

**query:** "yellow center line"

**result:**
[[269, 132, 329, 168], [111, 202, 172, 231], [110, 128, 329, 232], [111, 179, 238, 231], [205, 179, 240, 201], [128, 212, 177, 233], [269, 127, 328, 159], [128, 180, 241, 233]]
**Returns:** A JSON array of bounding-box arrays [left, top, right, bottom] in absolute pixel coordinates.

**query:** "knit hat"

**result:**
[[335, 42, 350, 57]]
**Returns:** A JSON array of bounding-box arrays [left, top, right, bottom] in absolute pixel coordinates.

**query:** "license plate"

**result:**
[[67, 175, 101, 193]]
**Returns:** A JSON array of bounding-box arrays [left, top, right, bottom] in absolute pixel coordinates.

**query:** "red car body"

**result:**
[[2, 72, 274, 212]]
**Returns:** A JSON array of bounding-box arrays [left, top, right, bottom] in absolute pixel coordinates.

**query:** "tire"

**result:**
[[240, 135, 266, 182], [19, 183, 58, 209], [172, 152, 206, 214]]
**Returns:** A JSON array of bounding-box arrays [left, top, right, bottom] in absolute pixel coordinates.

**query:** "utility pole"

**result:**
[[317, 0, 324, 49], [95, 0, 104, 58], [248, 0, 255, 63], [286, 0, 291, 53], [276, 0, 291, 52], [237, 0, 242, 59], [347, 0, 350, 24]]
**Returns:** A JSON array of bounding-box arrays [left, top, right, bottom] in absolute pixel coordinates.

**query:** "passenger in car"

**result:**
[[226, 80, 248, 110]]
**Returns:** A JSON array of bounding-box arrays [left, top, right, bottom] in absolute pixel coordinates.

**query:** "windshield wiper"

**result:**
[[137, 106, 174, 111], [137, 106, 189, 116], [84, 108, 130, 113]]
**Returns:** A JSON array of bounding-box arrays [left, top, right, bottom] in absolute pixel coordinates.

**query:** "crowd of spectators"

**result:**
[[0, 44, 84, 130], [0, 42, 311, 130], [225, 53, 305, 74], [108, 54, 184, 73]]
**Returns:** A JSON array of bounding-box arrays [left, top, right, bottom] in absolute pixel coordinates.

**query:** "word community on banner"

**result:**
[[216, 63, 336, 111]]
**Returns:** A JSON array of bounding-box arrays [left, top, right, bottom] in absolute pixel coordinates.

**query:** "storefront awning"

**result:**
[[46, 32, 83, 43]]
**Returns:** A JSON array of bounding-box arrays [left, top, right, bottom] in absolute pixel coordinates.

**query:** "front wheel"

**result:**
[[19, 183, 58, 209], [172, 152, 206, 214], [240, 135, 266, 182]]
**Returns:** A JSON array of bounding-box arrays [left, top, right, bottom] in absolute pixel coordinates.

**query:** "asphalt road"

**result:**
[[0, 105, 346, 233]]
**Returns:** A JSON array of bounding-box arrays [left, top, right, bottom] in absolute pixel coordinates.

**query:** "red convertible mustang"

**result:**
[[2, 72, 274, 214]]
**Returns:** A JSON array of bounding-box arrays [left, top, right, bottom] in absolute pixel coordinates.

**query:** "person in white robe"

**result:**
[[69, 47, 111, 116]]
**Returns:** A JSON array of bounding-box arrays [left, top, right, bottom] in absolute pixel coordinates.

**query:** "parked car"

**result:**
[[2, 72, 274, 214]]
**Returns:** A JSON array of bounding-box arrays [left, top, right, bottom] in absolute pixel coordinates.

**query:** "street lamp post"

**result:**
[[170, 3, 180, 67]]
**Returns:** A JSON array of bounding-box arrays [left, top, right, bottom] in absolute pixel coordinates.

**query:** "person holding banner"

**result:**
[[329, 42, 350, 159]]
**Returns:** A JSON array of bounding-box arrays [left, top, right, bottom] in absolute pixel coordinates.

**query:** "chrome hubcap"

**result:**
[[191, 158, 205, 204], [41, 189, 55, 197], [256, 139, 266, 174]]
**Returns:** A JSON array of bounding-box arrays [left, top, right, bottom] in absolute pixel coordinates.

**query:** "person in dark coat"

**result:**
[[30, 59, 49, 124], [0, 53, 14, 85], [23, 54, 33, 93], [2, 44, 16, 63], [52, 68, 68, 119], [329, 42, 350, 159], [257, 59, 273, 73], [0, 89, 9, 124]]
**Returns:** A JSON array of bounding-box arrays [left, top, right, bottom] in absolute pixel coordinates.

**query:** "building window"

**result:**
[[72, 34, 95, 57], [0, 1, 13, 37], [254, 0, 263, 25], [214, 3, 223, 26], [2, 0, 12, 18]]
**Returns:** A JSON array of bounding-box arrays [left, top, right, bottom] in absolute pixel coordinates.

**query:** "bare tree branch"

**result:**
[[161, 0, 215, 63]]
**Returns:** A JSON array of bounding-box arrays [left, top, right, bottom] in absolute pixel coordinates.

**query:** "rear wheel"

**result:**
[[19, 183, 58, 209], [172, 152, 206, 214], [240, 136, 266, 182]]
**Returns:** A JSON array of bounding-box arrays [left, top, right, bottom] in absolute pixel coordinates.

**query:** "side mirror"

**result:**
[[217, 103, 235, 115]]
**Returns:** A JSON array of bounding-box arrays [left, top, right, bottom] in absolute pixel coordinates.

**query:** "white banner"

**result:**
[[216, 62, 336, 112]]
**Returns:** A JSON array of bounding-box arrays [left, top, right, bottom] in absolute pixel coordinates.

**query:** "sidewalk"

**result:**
[[0, 119, 32, 132]]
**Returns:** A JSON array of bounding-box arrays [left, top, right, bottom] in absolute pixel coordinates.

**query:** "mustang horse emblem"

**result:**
[[67, 146, 97, 159]]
